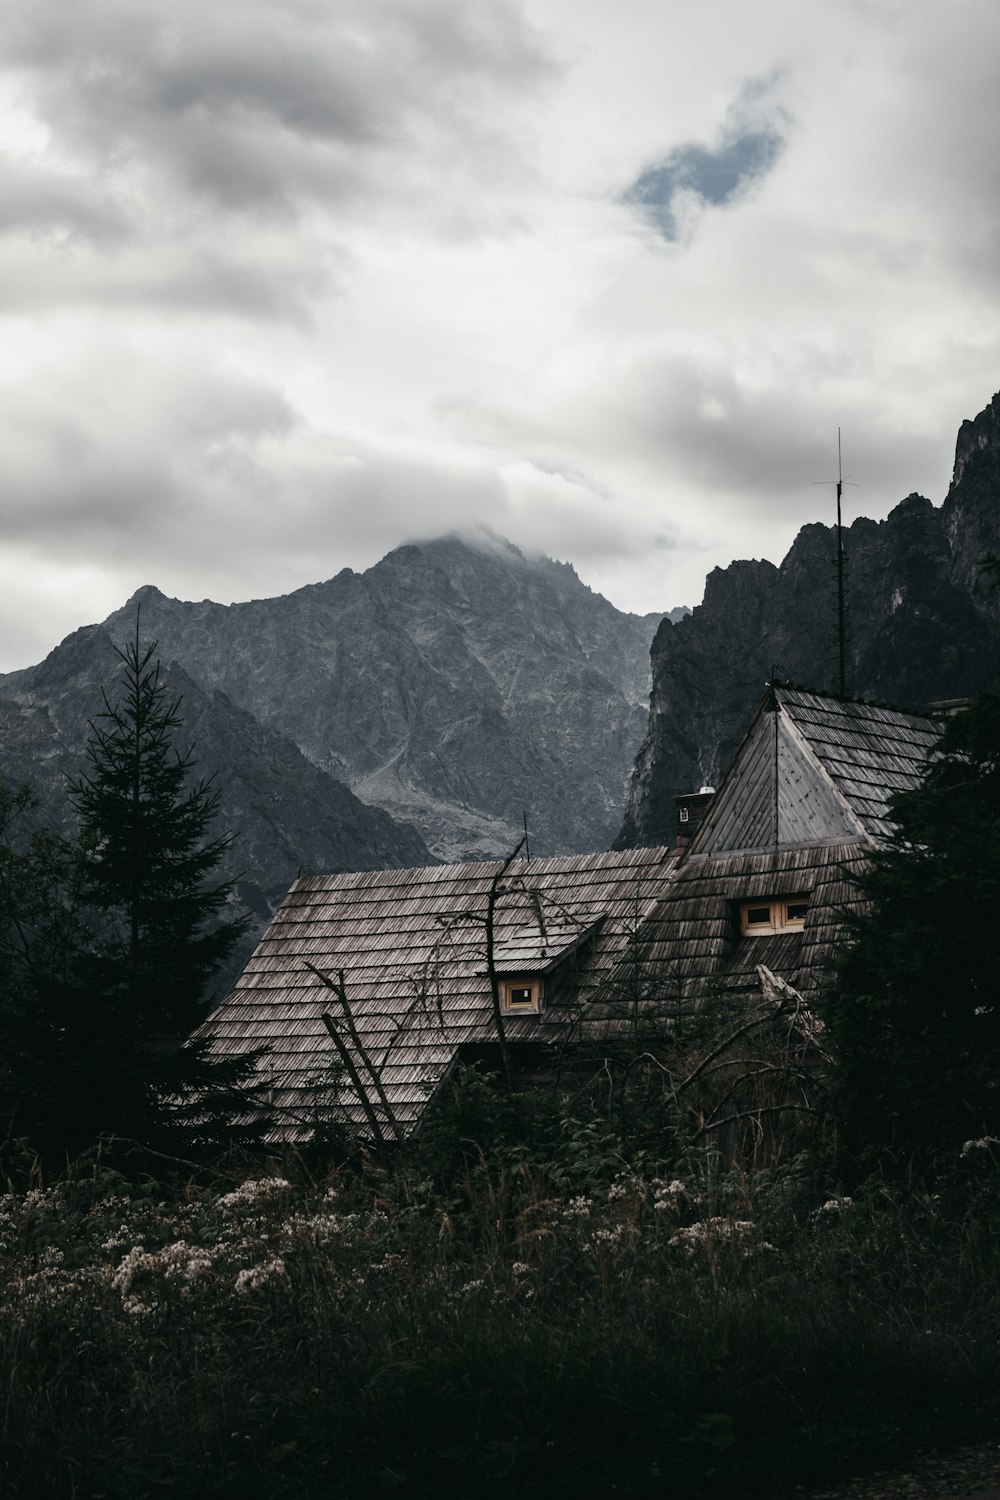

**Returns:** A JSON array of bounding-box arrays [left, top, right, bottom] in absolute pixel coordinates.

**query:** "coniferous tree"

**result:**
[[0, 783, 91, 1158], [63, 620, 269, 1154], [822, 694, 1000, 1163], [70, 622, 245, 1036], [0, 624, 271, 1162]]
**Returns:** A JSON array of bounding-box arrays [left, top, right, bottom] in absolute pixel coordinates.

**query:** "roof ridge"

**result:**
[[774, 681, 942, 724]]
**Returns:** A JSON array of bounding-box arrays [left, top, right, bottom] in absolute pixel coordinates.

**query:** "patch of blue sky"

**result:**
[[625, 128, 784, 240]]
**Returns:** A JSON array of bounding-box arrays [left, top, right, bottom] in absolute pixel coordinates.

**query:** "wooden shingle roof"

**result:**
[[690, 686, 941, 856], [628, 841, 871, 1004], [199, 846, 678, 1138], [773, 688, 941, 840]]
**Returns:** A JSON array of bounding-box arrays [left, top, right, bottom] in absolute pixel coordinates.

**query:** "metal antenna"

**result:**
[[522, 810, 530, 860], [812, 429, 858, 698]]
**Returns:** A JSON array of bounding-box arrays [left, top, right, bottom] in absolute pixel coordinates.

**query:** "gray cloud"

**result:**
[[2, 351, 295, 554], [4, 0, 554, 215], [0, 159, 127, 241]]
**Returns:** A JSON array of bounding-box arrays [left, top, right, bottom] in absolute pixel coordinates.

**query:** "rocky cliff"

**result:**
[[617, 391, 1000, 848], [96, 534, 672, 860]]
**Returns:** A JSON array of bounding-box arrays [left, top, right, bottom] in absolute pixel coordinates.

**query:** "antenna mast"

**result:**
[[813, 431, 857, 699], [835, 428, 846, 698]]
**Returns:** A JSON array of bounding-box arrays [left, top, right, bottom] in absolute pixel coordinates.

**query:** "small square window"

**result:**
[[502, 979, 542, 1012]]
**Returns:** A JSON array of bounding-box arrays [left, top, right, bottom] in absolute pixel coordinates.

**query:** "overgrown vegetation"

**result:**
[[2, 1133, 999, 1500], [3, 660, 1000, 1496]]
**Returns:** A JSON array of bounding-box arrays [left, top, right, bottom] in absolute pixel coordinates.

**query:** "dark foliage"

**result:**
[[823, 693, 1000, 1161], [0, 626, 271, 1162]]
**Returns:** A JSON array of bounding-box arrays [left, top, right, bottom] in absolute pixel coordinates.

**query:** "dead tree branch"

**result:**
[[485, 836, 526, 1091], [307, 963, 403, 1142], [319, 1012, 388, 1146]]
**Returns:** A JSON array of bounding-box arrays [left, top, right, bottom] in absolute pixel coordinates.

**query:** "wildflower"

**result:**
[[235, 1256, 288, 1295], [562, 1196, 591, 1220], [814, 1196, 853, 1215], [216, 1178, 290, 1213], [960, 1136, 1000, 1157], [511, 1262, 531, 1276], [668, 1218, 757, 1256], [651, 1180, 687, 1213]]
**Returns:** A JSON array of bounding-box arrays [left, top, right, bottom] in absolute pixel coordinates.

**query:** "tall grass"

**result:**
[[2, 1137, 999, 1499]]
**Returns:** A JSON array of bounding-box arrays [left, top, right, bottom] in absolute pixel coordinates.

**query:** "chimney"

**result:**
[[927, 698, 971, 719], [674, 787, 715, 850]]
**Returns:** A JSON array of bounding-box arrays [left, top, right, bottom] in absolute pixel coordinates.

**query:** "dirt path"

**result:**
[[776, 1439, 1000, 1500]]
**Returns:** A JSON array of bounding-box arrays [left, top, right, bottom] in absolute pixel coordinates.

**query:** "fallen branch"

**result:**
[[689, 1102, 825, 1143]]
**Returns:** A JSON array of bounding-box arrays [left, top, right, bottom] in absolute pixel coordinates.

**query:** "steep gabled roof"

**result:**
[[199, 846, 677, 1138], [689, 687, 941, 856], [775, 688, 942, 840]]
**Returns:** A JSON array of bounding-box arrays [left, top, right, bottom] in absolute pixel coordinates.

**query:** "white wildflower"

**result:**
[[511, 1262, 531, 1277], [216, 1178, 290, 1213], [814, 1196, 854, 1215], [235, 1256, 288, 1295], [652, 1180, 687, 1213], [668, 1218, 756, 1255], [960, 1136, 1000, 1157], [122, 1295, 155, 1318]]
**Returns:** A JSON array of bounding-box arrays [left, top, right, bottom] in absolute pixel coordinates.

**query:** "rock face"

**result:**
[[0, 625, 432, 993], [96, 534, 672, 860], [617, 391, 1000, 849]]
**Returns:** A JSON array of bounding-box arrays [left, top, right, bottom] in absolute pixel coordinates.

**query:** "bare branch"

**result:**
[[319, 1011, 387, 1147], [307, 964, 403, 1142], [689, 1102, 825, 1143]]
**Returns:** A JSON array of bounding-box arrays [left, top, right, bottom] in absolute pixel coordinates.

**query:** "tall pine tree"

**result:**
[[51, 620, 269, 1156], [70, 621, 244, 1037]]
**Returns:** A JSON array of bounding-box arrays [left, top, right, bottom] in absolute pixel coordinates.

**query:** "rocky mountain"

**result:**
[[95, 534, 673, 860], [0, 625, 431, 991], [617, 391, 1000, 848]]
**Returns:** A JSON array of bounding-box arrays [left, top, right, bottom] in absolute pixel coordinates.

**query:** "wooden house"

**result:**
[[199, 685, 942, 1139], [628, 686, 942, 1006], [199, 846, 679, 1139]]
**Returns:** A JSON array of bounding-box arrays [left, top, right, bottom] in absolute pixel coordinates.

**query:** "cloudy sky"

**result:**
[[1, 0, 998, 671]]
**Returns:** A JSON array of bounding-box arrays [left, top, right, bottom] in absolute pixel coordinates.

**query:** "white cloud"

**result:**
[[0, 0, 997, 669]]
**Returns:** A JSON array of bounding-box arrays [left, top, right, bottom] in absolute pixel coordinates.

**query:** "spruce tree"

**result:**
[[822, 693, 1000, 1163], [0, 783, 91, 1160], [62, 620, 267, 1155]]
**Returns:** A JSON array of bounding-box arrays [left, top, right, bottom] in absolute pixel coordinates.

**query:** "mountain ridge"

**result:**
[[91, 532, 675, 860], [616, 391, 1000, 848]]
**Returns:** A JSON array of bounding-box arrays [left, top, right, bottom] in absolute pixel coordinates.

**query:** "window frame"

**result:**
[[500, 977, 543, 1013], [739, 896, 809, 937]]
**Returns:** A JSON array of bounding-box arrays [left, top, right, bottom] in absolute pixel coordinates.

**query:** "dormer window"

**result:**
[[739, 897, 809, 936], [501, 978, 542, 1013]]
